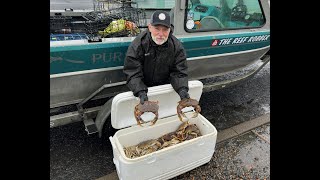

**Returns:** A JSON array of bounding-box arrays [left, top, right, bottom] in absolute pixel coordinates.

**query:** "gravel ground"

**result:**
[[171, 123, 270, 180]]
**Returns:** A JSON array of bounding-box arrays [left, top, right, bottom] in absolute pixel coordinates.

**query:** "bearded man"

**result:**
[[123, 10, 190, 105]]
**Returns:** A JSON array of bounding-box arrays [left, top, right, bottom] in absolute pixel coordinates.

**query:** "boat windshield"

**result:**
[[186, 0, 265, 31]]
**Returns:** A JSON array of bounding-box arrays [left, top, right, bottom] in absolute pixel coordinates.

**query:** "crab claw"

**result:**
[[192, 105, 201, 118]]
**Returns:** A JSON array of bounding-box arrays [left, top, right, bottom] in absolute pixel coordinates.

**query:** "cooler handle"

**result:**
[[146, 154, 157, 164]]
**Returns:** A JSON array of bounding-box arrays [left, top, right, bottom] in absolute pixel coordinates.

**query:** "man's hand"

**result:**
[[138, 91, 148, 104], [178, 87, 190, 100]]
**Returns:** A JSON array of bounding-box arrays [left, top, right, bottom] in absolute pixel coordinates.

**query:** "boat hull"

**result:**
[[50, 45, 269, 108]]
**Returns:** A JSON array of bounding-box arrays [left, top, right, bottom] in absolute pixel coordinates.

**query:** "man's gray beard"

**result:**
[[151, 34, 168, 45]]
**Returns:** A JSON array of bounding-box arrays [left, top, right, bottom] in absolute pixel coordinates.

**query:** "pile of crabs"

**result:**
[[124, 98, 202, 159]]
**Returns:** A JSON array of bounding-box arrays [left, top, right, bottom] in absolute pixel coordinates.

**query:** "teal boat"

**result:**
[[50, 0, 270, 136]]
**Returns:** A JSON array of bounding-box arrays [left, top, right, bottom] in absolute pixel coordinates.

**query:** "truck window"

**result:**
[[185, 0, 265, 31]]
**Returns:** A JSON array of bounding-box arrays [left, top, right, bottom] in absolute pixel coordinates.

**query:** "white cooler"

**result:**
[[109, 80, 218, 180]]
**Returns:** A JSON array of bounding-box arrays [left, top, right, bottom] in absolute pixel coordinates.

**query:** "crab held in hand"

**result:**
[[134, 100, 159, 127], [177, 98, 201, 122]]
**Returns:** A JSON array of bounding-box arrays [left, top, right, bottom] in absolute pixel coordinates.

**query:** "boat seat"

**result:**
[[199, 16, 224, 30]]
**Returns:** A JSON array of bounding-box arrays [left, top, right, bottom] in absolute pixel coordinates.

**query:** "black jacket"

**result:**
[[123, 29, 189, 96]]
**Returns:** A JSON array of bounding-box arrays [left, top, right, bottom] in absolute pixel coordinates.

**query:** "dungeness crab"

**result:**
[[134, 100, 159, 126], [124, 139, 162, 158], [177, 98, 201, 122], [124, 121, 202, 159], [175, 121, 201, 141]]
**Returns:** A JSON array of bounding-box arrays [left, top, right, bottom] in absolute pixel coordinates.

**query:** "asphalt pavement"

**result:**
[[97, 113, 270, 180]]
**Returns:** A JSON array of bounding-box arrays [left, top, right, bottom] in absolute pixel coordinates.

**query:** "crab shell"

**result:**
[[177, 98, 201, 122], [160, 138, 180, 149], [185, 124, 201, 136], [124, 146, 139, 159], [136, 139, 162, 156], [134, 101, 159, 126], [160, 132, 177, 142], [176, 122, 201, 141]]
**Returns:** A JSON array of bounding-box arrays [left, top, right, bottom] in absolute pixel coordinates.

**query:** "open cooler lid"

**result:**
[[111, 80, 203, 129]]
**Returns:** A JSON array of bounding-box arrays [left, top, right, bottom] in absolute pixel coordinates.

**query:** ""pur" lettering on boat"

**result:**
[[92, 52, 123, 63]]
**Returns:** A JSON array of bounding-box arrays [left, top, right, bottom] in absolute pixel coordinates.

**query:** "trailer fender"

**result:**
[[95, 97, 114, 137]]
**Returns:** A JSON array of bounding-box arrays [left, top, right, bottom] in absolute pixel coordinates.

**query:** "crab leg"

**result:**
[[134, 111, 145, 127], [192, 113, 199, 118], [192, 106, 201, 118], [150, 112, 159, 126], [178, 110, 191, 122], [177, 111, 184, 122], [135, 117, 144, 127], [181, 111, 188, 118]]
